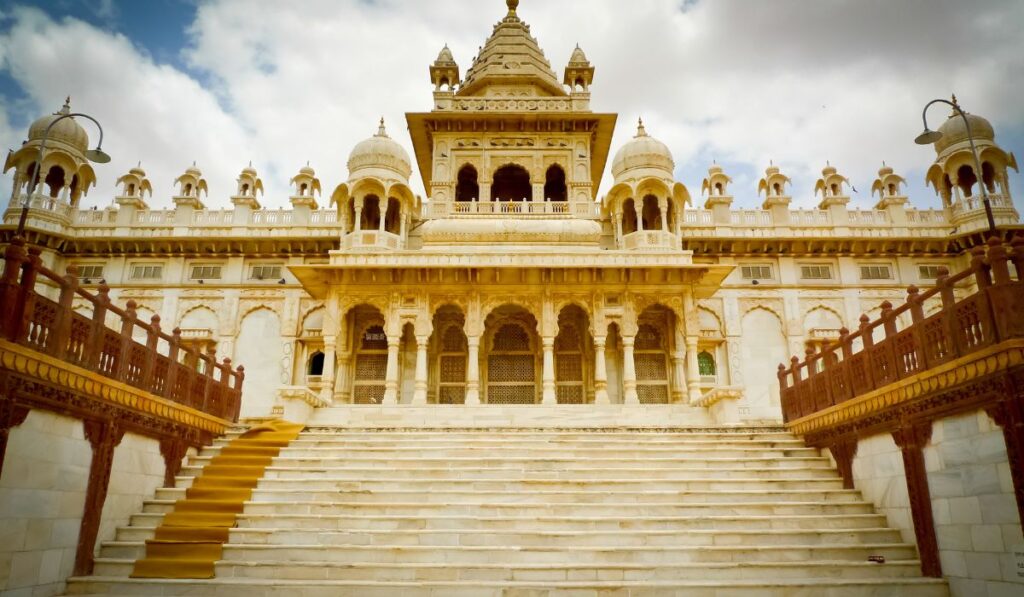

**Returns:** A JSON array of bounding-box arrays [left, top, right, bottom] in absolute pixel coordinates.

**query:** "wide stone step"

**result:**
[[92, 558, 926, 582], [112, 526, 904, 549], [99, 541, 921, 565], [140, 498, 878, 517], [64, 576, 949, 597], [152, 487, 861, 505], [185, 455, 833, 470], [268, 434, 811, 448], [231, 429, 791, 440], [159, 477, 846, 496], [233, 446, 821, 458], [127, 511, 891, 533], [185, 465, 839, 483]]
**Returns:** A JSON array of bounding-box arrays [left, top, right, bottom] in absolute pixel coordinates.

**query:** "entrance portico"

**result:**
[[290, 252, 731, 408]]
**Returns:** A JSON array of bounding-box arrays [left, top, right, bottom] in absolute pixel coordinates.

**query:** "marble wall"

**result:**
[[0, 410, 170, 597], [850, 409, 1024, 597]]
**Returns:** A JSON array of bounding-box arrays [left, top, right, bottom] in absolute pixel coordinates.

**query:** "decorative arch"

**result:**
[[455, 164, 479, 202], [544, 164, 567, 202], [491, 163, 532, 201]]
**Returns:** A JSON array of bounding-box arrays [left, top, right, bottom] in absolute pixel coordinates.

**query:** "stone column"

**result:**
[[671, 350, 686, 403], [354, 197, 363, 232], [685, 336, 701, 404], [614, 212, 623, 247], [541, 336, 557, 404], [659, 197, 669, 232], [382, 337, 400, 405], [320, 336, 336, 404], [593, 335, 609, 404], [412, 335, 429, 405], [622, 335, 639, 404], [465, 336, 481, 405]]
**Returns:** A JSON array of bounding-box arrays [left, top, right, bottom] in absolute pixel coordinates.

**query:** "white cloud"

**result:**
[[1, 0, 1022, 213]]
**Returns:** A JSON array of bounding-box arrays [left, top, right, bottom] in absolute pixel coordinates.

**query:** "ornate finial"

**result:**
[[58, 96, 71, 115], [137, 161, 142, 168], [636, 117, 647, 137], [770, 159, 774, 167], [826, 159, 831, 167], [882, 160, 886, 167], [248, 160, 252, 168], [192, 160, 196, 167], [951, 93, 959, 108], [376, 117, 387, 137], [507, 0, 519, 15], [306, 160, 310, 167]]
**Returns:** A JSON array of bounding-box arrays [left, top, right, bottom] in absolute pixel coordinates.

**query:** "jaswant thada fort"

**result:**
[[1, 1, 1023, 596]]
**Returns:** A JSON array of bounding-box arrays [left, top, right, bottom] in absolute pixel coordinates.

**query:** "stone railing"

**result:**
[[779, 236, 1024, 425], [344, 229, 402, 250], [0, 237, 244, 422], [622, 229, 677, 250], [433, 200, 600, 219]]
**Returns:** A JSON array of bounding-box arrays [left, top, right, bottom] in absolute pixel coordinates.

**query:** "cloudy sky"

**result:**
[[1, 0, 1022, 213]]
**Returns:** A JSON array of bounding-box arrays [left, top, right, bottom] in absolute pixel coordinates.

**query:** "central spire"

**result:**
[[507, 0, 519, 16]]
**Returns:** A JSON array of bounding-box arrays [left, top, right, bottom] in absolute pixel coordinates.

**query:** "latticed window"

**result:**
[[438, 325, 467, 404], [353, 324, 387, 404], [700, 348, 716, 376], [740, 264, 772, 280], [130, 264, 163, 280], [76, 264, 105, 279], [860, 264, 893, 280], [555, 324, 584, 404], [190, 265, 222, 280], [487, 323, 536, 404], [635, 323, 669, 404]]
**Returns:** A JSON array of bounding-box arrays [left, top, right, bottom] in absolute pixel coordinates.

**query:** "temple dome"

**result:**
[[347, 119, 413, 180], [611, 119, 674, 180], [934, 111, 995, 154], [28, 98, 89, 153]]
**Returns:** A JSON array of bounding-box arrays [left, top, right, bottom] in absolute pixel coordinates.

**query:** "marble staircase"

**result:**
[[64, 408, 948, 596]]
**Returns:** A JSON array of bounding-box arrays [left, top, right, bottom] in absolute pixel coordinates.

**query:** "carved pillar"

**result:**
[[0, 400, 30, 480], [827, 439, 858, 490], [541, 337, 557, 404], [671, 351, 686, 403], [382, 338, 400, 405], [685, 336, 701, 404], [75, 420, 125, 576], [986, 395, 1024, 535], [412, 335, 429, 405], [892, 422, 941, 578], [614, 211, 623, 248], [159, 437, 188, 488], [658, 197, 669, 233], [321, 335, 336, 404], [622, 335, 639, 404], [593, 335, 609, 404], [465, 336, 481, 405]]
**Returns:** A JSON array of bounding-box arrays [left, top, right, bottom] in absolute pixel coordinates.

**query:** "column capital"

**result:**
[[542, 336, 555, 348], [416, 335, 429, 346]]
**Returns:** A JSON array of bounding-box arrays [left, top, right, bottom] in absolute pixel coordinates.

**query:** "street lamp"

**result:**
[[16, 107, 111, 235], [914, 96, 996, 234]]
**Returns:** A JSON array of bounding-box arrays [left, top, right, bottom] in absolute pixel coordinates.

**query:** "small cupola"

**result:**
[[758, 162, 792, 208], [563, 44, 594, 92], [814, 162, 850, 208], [871, 162, 907, 208], [430, 44, 460, 91], [231, 162, 264, 208], [173, 162, 208, 208], [115, 163, 153, 208], [290, 163, 322, 208]]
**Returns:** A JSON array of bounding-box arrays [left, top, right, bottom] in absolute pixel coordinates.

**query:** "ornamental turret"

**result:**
[[430, 44, 460, 92], [115, 163, 152, 209], [290, 164, 321, 209], [814, 162, 850, 208], [173, 163, 207, 209], [871, 163, 907, 209], [563, 44, 594, 92], [231, 163, 264, 209], [923, 96, 1019, 230]]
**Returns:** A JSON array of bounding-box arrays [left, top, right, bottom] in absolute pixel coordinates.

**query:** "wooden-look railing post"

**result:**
[[164, 328, 182, 401], [140, 315, 161, 392], [115, 301, 138, 382], [1009, 234, 1024, 282], [200, 347, 217, 411], [50, 265, 80, 360], [984, 236, 1024, 341], [906, 285, 927, 371], [232, 365, 245, 421], [13, 246, 42, 345], [85, 284, 110, 371], [217, 358, 233, 418], [0, 237, 28, 340], [971, 245, 991, 289], [858, 314, 876, 391]]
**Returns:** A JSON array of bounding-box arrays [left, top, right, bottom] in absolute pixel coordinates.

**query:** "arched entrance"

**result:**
[[635, 305, 674, 404], [483, 305, 539, 404], [555, 304, 590, 404]]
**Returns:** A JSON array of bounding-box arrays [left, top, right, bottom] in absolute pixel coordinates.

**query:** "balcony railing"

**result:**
[[779, 235, 1024, 424], [0, 237, 244, 422]]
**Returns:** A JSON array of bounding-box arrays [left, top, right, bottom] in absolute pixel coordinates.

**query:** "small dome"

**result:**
[[821, 164, 837, 176], [347, 119, 412, 180], [435, 44, 455, 64], [241, 162, 257, 176], [568, 44, 588, 64], [611, 119, 674, 180], [129, 164, 146, 178], [935, 111, 995, 154], [28, 98, 89, 153], [878, 164, 893, 177], [298, 164, 316, 176], [184, 164, 202, 178]]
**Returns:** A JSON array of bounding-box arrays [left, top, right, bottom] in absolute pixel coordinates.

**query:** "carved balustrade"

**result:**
[[779, 235, 1024, 424], [0, 236, 244, 422]]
